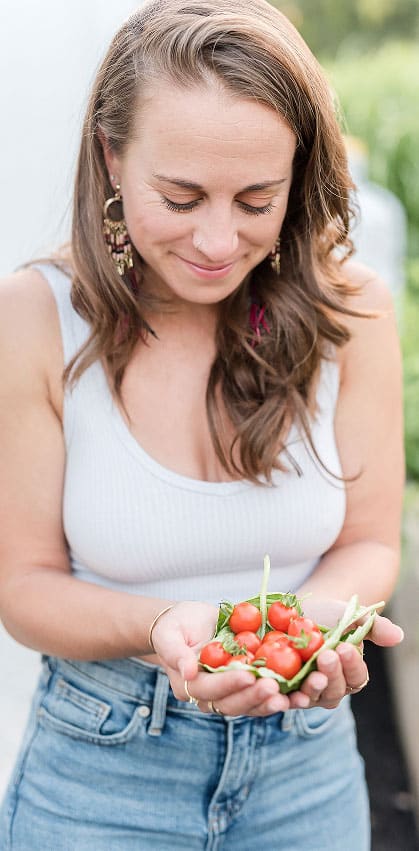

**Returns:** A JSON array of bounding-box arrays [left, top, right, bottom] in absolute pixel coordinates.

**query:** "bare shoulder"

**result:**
[[0, 266, 64, 402], [341, 258, 395, 313], [335, 260, 399, 380], [0, 265, 59, 332]]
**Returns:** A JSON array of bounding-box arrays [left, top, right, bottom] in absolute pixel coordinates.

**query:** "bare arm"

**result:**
[[299, 263, 404, 610], [0, 270, 177, 660]]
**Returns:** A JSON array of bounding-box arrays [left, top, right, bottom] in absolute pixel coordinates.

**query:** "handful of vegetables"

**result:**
[[199, 555, 384, 694]]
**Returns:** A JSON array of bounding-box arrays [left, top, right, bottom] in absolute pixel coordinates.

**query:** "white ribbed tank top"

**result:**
[[36, 263, 346, 605]]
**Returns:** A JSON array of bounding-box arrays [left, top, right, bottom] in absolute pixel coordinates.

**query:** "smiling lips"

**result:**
[[177, 255, 235, 279]]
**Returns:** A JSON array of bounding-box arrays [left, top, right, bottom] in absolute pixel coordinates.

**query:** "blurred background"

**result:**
[[0, 0, 418, 846]]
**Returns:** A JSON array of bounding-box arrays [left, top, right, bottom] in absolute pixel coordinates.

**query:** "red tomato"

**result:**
[[199, 641, 232, 668], [288, 616, 324, 661], [230, 651, 255, 665], [288, 616, 316, 636], [298, 630, 324, 661], [267, 601, 299, 631], [229, 602, 262, 634], [261, 630, 289, 646], [254, 644, 302, 679], [234, 631, 262, 654]]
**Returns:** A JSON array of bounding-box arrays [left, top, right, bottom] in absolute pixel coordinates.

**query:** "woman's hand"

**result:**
[[151, 599, 404, 716], [151, 601, 293, 716], [286, 600, 404, 710]]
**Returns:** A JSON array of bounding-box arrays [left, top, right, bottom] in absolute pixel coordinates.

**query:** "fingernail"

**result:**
[[338, 644, 353, 659], [267, 697, 286, 713], [395, 626, 404, 642], [179, 661, 186, 679], [322, 658, 337, 671]]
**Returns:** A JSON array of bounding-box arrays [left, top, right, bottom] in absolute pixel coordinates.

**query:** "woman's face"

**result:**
[[105, 81, 296, 309]]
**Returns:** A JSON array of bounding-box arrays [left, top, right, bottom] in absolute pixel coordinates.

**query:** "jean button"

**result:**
[[138, 705, 151, 718]]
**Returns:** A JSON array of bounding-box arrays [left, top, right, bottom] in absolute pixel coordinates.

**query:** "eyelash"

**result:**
[[161, 197, 274, 216]]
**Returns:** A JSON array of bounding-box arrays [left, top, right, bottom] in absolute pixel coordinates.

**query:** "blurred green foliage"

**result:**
[[269, 0, 419, 59], [326, 43, 419, 252]]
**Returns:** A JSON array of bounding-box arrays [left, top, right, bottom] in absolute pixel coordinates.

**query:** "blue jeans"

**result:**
[[0, 655, 370, 850]]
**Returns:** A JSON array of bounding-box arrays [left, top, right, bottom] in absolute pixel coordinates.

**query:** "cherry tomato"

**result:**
[[261, 630, 290, 646], [230, 651, 255, 665], [229, 602, 262, 634], [199, 641, 232, 668], [288, 616, 316, 636], [298, 630, 324, 661], [254, 643, 302, 679], [267, 601, 299, 631], [234, 631, 262, 654], [288, 616, 324, 661]]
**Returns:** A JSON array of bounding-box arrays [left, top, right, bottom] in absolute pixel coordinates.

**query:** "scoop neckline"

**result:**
[[96, 363, 255, 494], [95, 357, 330, 496]]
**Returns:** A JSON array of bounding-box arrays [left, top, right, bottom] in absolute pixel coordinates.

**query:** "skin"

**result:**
[[0, 81, 404, 719]]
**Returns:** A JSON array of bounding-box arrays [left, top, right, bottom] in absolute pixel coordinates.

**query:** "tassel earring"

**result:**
[[249, 285, 271, 348], [103, 182, 134, 276], [270, 236, 281, 276]]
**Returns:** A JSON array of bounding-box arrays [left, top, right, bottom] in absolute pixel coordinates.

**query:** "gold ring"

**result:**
[[184, 680, 199, 705], [346, 675, 370, 694], [207, 699, 224, 715]]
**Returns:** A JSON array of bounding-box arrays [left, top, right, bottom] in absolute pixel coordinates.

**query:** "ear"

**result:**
[[98, 129, 121, 184]]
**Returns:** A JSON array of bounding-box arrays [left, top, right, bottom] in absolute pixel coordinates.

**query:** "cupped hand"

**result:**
[[287, 642, 368, 709], [150, 601, 292, 716], [151, 598, 404, 716], [287, 599, 404, 710]]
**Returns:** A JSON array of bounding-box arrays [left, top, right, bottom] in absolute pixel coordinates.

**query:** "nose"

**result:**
[[192, 209, 239, 263]]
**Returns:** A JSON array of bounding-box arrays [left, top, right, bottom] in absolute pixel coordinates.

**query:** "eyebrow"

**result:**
[[152, 173, 288, 192]]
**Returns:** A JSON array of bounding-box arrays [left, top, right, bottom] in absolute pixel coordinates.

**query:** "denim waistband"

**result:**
[[43, 655, 295, 738]]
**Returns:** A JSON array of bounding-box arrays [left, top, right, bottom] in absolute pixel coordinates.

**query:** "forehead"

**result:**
[[129, 81, 297, 183]]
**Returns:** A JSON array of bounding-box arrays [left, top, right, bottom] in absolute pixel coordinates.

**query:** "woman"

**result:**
[[0, 0, 404, 848]]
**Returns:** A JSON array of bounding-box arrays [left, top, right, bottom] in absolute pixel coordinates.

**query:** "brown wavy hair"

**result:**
[[65, 0, 362, 484]]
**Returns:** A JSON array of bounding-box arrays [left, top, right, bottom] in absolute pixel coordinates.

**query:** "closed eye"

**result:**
[[161, 197, 201, 213], [238, 201, 275, 216], [161, 197, 275, 216]]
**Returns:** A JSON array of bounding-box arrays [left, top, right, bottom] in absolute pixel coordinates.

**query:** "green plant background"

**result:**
[[269, 1, 419, 481]]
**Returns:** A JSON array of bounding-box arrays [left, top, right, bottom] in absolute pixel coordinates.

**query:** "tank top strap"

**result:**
[[33, 262, 90, 366]]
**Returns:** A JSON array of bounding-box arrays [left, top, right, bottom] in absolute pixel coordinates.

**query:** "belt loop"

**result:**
[[147, 668, 170, 736], [281, 709, 296, 732]]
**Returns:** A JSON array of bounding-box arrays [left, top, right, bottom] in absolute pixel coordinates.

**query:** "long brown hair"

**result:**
[[66, 0, 361, 483]]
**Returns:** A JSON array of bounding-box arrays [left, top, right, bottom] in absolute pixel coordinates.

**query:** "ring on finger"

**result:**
[[208, 699, 224, 715], [184, 680, 199, 705], [346, 675, 370, 694]]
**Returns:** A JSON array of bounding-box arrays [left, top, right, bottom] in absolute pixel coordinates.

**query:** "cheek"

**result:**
[[124, 204, 189, 251]]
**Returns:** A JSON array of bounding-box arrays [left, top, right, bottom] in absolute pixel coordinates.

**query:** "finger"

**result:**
[[287, 690, 311, 709], [336, 642, 369, 691], [297, 669, 328, 700], [367, 615, 404, 647], [173, 668, 256, 703], [206, 678, 288, 717], [314, 650, 347, 704]]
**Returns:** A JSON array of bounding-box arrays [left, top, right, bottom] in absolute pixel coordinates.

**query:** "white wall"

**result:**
[[0, 0, 144, 276], [0, 0, 144, 799]]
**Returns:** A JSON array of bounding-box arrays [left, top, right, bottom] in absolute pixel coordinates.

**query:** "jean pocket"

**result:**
[[293, 705, 341, 738], [38, 673, 147, 745]]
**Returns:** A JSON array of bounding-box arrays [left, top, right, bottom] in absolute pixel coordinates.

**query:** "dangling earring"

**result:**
[[103, 182, 134, 276], [270, 236, 281, 275], [249, 283, 271, 347]]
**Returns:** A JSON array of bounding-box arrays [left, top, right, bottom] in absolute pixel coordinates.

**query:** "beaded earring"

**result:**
[[270, 236, 281, 275], [103, 182, 134, 276]]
